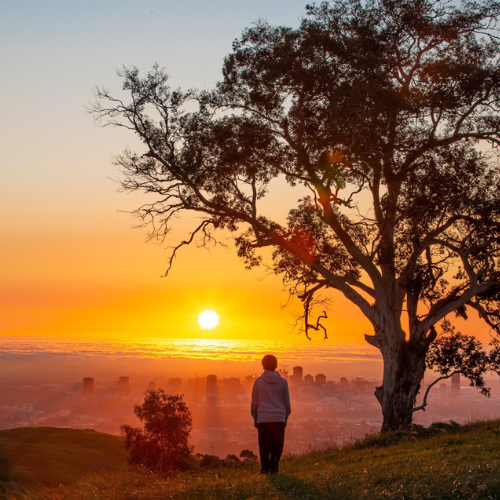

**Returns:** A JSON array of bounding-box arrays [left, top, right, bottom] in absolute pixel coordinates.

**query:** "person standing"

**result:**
[[251, 354, 291, 475]]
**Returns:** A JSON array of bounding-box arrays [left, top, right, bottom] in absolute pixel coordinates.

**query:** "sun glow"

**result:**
[[198, 310, 220, 330]]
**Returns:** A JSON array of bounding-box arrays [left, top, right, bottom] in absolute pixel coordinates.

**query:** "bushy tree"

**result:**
[[239, 449, 258, 462], [121, 389, 192, 472], [94, 0, 500, 431], [415, 321, 500, 412]]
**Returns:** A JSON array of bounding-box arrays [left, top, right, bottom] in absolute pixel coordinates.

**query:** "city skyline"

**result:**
[[3, 358, 497, 460]]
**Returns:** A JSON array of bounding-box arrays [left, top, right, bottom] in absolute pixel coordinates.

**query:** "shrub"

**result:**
[[121, 389, 192, 473]]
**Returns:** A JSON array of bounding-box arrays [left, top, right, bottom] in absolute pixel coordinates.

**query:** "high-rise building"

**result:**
[[304, 374, 314, 385], [293, 366, 303, 382], [278, 366, 289, 380], [221, 377, 244, 397], [83, 377, 94, 395], [206, 374, 219, 406], [168, 377, 182, 389], [147, 380, 156, 391], [187, 376, 205, 400], [451, 373, 460, 395], [315, 373, 327, 385], [118, 376, 130, 389], [339, 377, 349, 388]]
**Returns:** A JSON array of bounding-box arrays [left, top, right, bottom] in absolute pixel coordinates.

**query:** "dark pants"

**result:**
[[257, 421, 286, 474]]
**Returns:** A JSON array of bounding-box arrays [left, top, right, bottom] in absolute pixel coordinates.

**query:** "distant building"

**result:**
[[187, 376, 205, 386], [206, 374, 219, 406], [222, 377, 241, 388], [351, 377, 370, 393], [70, 383, 82, 395], [22, 404, 34, 412], [451, 373, 460, 395], [187, 376, 205, 400], [340, 377, 349, 388], [147, 380, 156, 391], [115, 376, 131, 394], [168, 377, 182, 389], [244, 375, 257, 390], [293, 366, 303, 382], [118, 376, 130, 389], [304, 374, 314, 385], [221, 377, 244, 396], [83, 377, 94, 395], [315, 374, 327, 385]]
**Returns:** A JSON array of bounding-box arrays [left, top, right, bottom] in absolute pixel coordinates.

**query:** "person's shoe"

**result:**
[[270, 458, 280, 475]]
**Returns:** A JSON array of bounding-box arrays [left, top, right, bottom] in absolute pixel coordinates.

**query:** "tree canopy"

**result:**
[[121, 389, 192, 472], [94, 0, 500, 431], [417, 320, 500, 412]]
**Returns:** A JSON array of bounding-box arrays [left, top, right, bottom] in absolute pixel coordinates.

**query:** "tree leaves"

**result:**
[[121, 389, 193, 472]]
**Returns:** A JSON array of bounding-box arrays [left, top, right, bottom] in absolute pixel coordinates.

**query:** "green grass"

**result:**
[[0, 427, 126, 494], [3, 421, 500, 499]]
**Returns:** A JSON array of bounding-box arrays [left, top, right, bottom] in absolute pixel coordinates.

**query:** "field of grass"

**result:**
[[3, 421, 500, 499], [0, 427, 126, 495]]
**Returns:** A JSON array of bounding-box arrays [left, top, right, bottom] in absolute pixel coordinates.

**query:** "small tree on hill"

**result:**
[[94, 0, 500, 431], [121, 389, 192, 472]]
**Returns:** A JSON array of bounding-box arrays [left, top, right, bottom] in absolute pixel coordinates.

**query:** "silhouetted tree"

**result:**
[[225, 453, 242, 466], [93, 0, 500, 431], [240, 449, 258, 462], [121, 389, 192, 472], [414, 321, 491, 412]]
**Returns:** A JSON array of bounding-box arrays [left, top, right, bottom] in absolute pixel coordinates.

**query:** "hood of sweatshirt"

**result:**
[[261, 370, 282, 384]]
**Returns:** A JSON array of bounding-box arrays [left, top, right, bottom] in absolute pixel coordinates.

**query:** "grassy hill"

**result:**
[[3, 421, 500, 499], [0, 427, 126, 494]]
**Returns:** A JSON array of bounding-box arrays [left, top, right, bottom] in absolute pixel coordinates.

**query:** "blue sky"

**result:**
[[0, 0, 309, 222]]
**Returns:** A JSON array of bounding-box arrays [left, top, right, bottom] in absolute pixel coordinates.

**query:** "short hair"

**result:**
[[262, 354, 278, 371]]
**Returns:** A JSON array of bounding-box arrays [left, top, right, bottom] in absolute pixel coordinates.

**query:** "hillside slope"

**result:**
[[0, 427, 126, 492], [4, 421, 500, 499]]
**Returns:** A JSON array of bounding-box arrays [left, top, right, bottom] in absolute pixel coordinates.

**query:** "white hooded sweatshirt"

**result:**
[[251, 370, 291, 424]]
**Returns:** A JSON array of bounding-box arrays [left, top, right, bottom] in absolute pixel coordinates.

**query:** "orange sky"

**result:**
[[1, 207, 373, 341], [1, 207, 489, 343]]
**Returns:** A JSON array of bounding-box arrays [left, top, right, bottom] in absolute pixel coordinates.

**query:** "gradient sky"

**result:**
[[0, 0, 487, 344]]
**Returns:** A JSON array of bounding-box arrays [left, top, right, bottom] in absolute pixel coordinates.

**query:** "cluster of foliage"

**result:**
[[197, 449, 257, 469], [419, 321, 500, 411], [93, 0, 500, 431], [121, 389, 193, 473]]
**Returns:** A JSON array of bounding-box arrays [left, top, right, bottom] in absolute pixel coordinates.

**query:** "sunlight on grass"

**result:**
[[7, 420, 500, 500]]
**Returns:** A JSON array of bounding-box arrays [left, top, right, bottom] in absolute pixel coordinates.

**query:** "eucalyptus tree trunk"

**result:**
[[366, 304, 431, 432], [377, 340, 428, 432]]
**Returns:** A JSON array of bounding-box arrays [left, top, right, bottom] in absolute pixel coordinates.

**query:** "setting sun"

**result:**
[[198, 310, 220, 330]]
